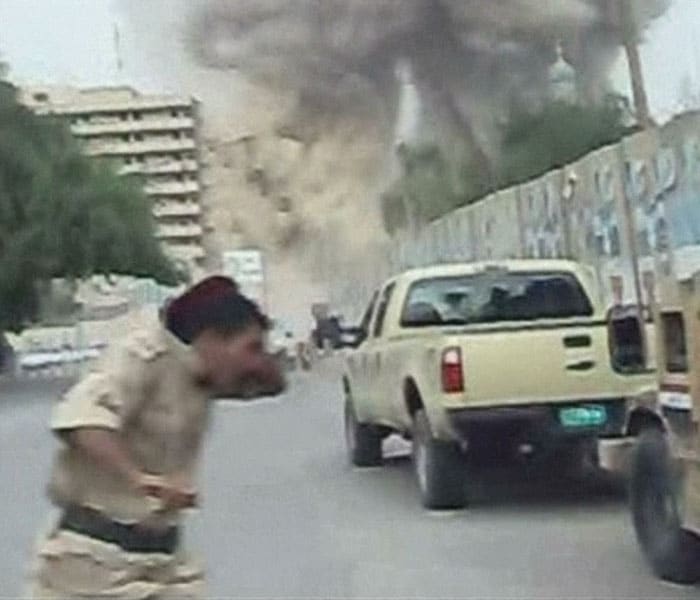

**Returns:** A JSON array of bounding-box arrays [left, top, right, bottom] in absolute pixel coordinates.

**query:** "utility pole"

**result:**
[[619, 0, 653, 129], [113, 23, 124, 83]]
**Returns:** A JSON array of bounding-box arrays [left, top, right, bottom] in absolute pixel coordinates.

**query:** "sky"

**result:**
[[0, 0, 699, 121]]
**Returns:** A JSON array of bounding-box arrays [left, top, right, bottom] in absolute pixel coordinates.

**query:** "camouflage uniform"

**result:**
[[27, 322, 210, 598]]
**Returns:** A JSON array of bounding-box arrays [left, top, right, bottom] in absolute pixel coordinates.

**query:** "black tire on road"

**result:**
[[344, 397, 383, 467], [412, 409, 466, 510], [630, 428, 700, 585]]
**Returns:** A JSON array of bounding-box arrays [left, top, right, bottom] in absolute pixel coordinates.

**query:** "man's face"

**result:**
[[198, 323, 267, 394]]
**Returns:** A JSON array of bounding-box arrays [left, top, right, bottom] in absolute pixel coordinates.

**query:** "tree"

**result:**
[[381, 97, 631, 233], [498, 97, 630, 188], [0, 81, 178, 333]]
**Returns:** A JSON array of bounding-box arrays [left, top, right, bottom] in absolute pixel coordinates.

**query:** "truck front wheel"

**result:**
[[630, 428, 700, 584], [344, 397, 383, 467], [413, 410, 466, 510]]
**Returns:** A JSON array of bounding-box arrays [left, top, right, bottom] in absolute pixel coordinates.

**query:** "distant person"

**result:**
[[27, 276, 285, 598]]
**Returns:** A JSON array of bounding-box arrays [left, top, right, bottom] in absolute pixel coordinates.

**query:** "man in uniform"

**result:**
[[28, 276, 285, 598]]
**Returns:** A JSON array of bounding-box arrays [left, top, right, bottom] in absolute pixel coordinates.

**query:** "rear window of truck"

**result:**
[[401, 271, 593, 327]]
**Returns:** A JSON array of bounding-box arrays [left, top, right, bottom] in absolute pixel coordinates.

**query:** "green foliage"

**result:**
[[380, 187, 407, 235], [382, 143, 491, 233], [0, 82, 178, 332], [382, 97, 631, 233], [498, 97, 629, 188]]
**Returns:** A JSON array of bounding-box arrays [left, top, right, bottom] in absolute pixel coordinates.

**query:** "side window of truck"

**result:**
[[372, 282, 396, 338], [358, 291, 378, 342]]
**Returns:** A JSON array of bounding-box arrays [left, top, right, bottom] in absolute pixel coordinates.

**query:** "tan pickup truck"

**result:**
[[342, 260, 655, 509]]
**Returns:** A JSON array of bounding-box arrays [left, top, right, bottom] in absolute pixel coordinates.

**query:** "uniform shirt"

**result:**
[[48, 321, 211, 525]]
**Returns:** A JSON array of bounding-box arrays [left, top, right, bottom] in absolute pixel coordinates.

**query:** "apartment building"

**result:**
[[20, 85, 207, 271]]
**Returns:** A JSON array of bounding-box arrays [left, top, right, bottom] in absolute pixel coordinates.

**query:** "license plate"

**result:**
[[559, 405, 607, 428]]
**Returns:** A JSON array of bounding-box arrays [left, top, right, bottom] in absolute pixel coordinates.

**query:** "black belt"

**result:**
[[59, 505, 179, 554]]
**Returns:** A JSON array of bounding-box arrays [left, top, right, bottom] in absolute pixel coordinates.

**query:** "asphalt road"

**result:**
[[1, 365, 698, 599]]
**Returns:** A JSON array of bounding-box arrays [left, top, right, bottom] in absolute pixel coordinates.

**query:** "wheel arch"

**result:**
[[403, 377, 425, 418], [626, 406, 666, 437]]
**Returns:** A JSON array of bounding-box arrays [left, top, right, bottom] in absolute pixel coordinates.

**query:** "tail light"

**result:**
[[441, 347, 464, 393]]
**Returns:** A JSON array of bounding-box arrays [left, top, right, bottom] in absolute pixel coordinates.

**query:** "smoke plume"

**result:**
[[114, 1, 671, 321], [185, 1, 669, 148]]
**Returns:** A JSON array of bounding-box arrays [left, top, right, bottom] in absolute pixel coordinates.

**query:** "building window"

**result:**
[[134, 133, 144, 142], [121, 134, 130, 142], [133, 112, 142, 121], [33, 92, 49, 103], [120, 113, 128, 121]]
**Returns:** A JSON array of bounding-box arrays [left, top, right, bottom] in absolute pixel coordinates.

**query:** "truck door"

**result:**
[[348, 291, 378, 411], [365, 282, 396, 422]]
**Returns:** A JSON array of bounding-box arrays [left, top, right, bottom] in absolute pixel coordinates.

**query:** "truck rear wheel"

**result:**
[[630, 428, 700, 584], [344, 397, 383, 467], [413, 410, 466, 510]]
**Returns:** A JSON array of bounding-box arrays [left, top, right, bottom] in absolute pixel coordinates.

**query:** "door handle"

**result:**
[[566, 360, 595, 371], [563, 335, 591, 348]]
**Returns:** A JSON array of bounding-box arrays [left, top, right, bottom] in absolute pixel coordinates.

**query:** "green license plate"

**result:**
[[559, 405, 607, 428]]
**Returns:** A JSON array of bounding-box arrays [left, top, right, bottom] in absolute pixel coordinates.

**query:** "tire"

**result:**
[[630, 428, 700, 584], [344, 397, 383, 467], [413, 409, 466, 510]]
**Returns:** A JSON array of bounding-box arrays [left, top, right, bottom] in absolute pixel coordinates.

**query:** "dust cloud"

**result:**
[[185, 0, 669, 155], [115, 0, 670, 325]]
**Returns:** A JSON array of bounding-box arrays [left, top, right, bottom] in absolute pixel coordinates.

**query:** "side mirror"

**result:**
[[338, 326, 366, 349], [607, 304, 646, 373]]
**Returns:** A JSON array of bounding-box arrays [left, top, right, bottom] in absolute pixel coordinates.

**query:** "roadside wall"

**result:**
[[332, 111, 700, 317]]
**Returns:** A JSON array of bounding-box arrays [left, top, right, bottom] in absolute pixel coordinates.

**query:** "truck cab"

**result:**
[[342, 260, 656, 509]]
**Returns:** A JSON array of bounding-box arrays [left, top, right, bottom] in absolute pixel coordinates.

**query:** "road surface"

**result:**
[[1, 365, 697, 598]]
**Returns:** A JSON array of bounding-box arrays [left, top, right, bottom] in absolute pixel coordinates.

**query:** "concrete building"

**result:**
[[20, 85, 207, 272]]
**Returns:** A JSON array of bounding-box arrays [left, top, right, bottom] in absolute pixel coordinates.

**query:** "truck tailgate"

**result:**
[[451, 322, 627, 407]]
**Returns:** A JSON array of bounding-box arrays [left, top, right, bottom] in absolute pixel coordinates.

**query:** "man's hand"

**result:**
[[132, 473, 197, 511], [238, 353, 287, 399]]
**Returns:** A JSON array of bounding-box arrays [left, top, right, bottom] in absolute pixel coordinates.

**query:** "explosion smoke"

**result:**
[[115, 0, 671, 321], [186, 1, 669, 148]]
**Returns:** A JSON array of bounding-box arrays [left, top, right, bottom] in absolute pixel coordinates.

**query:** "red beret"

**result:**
[[166, 276, 238, 339]]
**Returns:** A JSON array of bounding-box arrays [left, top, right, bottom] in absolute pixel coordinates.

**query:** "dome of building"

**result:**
[[549, 42, 578, 104]]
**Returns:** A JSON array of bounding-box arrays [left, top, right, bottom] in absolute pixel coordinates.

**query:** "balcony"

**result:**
[[165, 243, 206, 261], [119, 159, 199, 176], [72, 117, 195, 137], [84, 138, 196, 157], [144, 180, 200, 196], [153, 201, 202, 218], [156, 223, 203, 240]]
